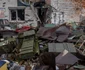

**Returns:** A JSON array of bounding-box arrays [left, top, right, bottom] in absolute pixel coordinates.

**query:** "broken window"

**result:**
[[17, 9, 25, 21], [11, 10, 16, 20], [10, 9, 25, 21]]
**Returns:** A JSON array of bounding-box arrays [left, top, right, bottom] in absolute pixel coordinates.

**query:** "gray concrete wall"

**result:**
[[51, 0, 81, 24]]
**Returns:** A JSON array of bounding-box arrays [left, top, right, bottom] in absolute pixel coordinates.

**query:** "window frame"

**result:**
[[9, 7, 25, 22]]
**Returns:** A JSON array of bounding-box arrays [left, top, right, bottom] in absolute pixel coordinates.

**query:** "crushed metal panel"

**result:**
[[48, 43, 76, 53]]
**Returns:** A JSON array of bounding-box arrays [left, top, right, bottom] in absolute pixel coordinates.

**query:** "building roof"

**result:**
[[48, 43, 76, 53]]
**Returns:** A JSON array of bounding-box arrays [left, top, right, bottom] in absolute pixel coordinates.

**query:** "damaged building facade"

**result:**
[[0, 0, 38, 27], [0, 1, 85, 70], [0, 0, 85, 26]]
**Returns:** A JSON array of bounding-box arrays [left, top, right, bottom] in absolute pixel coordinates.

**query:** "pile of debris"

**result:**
[[0, 21, 85, 70]]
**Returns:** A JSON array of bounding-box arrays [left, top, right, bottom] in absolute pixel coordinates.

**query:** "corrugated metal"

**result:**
[[20, 39, 34, 54], [48, 43, 76, 53], [23, 30, 35, 37], [22, 40, 34, 48], [20, 49, 33, 54], [19, 30, 35, 58]]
